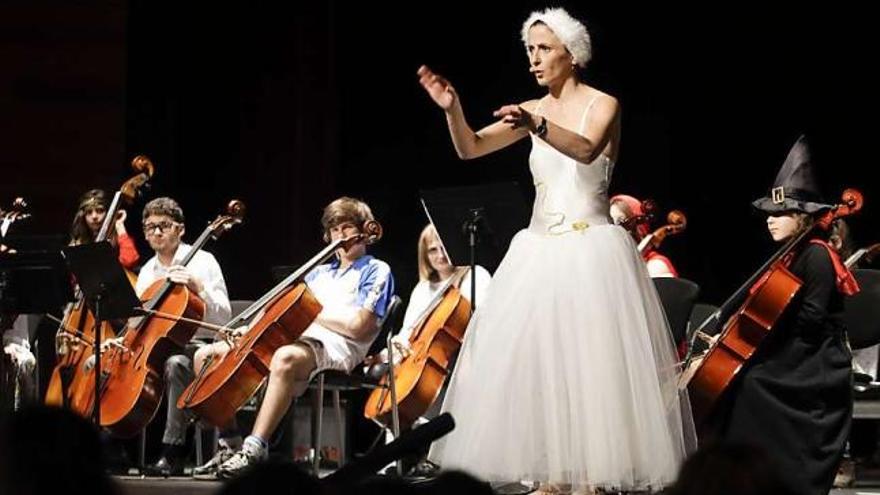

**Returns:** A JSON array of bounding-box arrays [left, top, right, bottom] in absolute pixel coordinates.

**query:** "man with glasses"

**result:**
[[137, 197, 232, 476]]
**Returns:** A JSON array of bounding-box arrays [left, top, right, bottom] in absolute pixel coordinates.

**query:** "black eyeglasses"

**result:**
[[143, 221, 178, 234]]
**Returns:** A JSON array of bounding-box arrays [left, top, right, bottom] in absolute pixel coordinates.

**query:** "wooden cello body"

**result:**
[[45, 156, 154, 408], [364, 268, 471, 427], [685, 262, 802, 422], [73, 284, 206, 435], [74, 201, 243, 437], [45, 312, 116, 408], [179, 220, 382, 428], [179, 283, 321, 428], [683, 189, 863, 424], [637, 209, 686, 255]]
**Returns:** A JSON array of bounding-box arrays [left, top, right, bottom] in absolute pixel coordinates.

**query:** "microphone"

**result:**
[[323, 413, 455, 488]]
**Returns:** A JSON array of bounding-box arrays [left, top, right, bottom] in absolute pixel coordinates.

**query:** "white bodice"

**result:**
[[527, 95, 615, 236]]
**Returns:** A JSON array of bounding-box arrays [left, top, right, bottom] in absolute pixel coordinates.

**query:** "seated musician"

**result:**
[[5, 189, 142, 411], [382, 224, 490, 363], [69, 189, 140, 270], [609, 194, 678, 278], [135, 197, 232, 475], [711, 136, 858, 495], [189, 197, 395, 479], [369, 223, 491, 476]]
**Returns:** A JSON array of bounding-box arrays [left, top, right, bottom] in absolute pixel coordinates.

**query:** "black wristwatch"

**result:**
[[535, 116, 548, 137]]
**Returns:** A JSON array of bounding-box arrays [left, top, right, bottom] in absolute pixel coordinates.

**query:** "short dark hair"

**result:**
[[142, 197, 185, 224]]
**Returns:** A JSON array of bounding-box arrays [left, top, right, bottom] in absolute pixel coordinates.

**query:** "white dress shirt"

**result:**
[[135, 242, 232, 328]]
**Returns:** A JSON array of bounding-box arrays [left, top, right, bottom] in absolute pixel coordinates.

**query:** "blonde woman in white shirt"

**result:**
[[382, 224, 491, 366], [369, 223, 491, 476]]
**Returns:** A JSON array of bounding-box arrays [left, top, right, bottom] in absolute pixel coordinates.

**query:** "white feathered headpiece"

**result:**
[[521, 7, 592, 68]]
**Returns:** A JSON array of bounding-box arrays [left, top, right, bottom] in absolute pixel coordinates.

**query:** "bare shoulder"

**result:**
[[586, 88, 619, 114], [520, 99, 542, 113]]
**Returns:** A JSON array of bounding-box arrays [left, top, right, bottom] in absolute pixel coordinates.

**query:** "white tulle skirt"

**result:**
[[428, 225, 695, 491]]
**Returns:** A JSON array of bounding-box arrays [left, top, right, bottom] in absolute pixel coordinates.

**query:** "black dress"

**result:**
[[716, 243, 853, 495]]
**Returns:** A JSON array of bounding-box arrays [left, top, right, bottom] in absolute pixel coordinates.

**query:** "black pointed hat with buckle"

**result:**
[[752, 134, 833, 214]]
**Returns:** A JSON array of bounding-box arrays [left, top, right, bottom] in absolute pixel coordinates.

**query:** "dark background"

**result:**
[[4, 1, 876, 304], [2, 0, 877, 458]]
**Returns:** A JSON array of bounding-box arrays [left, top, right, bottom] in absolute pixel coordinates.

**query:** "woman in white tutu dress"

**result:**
[[417, 7, 695, 493]]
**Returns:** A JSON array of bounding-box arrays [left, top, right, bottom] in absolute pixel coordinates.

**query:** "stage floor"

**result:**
[[112, 476, 880, 495], [115, 477, 219, 495]]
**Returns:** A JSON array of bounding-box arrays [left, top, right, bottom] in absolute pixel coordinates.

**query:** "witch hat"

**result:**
[[752, 134, 832, 214]]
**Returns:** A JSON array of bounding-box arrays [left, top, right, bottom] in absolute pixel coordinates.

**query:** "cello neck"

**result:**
[[637, 234, 654, 254], [94, 191, 124, 242], [719, 189, 863, 314], [716, 224, 811, 318], [231, 237, 351, 326], [140, 225, 217, 314], [405, 267, 471, 340]]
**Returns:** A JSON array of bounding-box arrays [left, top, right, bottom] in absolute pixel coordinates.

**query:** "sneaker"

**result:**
[[192, 444, 236, 480], [834, 458, 856, 488], [217, 448, 263, 480], [408, 458, 441, 479]]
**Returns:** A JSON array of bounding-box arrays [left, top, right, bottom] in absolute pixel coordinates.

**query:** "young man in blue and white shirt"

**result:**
[[213, 196, 395, 479]]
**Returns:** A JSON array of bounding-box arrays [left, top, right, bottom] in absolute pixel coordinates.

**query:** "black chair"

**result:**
[[688, 303, 721, 339], [653, 277, 700, 345], [683, 302, 721, 356], [842, 270, 880, 412], [845, 269, 880, 350], [307, 295, 405, 474]]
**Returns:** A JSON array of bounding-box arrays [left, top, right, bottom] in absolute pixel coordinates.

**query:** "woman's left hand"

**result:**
[[493, 104, 538, 131], [114, 209, 128, 234]]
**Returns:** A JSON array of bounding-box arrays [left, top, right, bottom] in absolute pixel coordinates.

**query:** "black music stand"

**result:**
[[1, 250, 72, 314], [62, 241, 140, 426], [1, 249, 73, 413], [420, 182, 528, 312]]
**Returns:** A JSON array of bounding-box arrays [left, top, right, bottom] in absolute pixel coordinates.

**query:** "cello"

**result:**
[[0, 197, 31, 242], [638, 209, 687, 255], [618, 197, 656, 236], [178, 220, 382, 429], [45, 157, 154, 408], [72, 200, 244, 437], [681, 189, 863, 424], [364, 267, 471, 427]]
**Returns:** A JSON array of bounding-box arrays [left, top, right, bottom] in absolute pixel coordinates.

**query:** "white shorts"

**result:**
[[299, 323, 368, 381]]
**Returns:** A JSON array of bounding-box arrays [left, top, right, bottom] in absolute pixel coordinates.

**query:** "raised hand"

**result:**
[[493, 104, 537, 130], [418, 65, 458, 110], [114, 209, 128, 235]]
